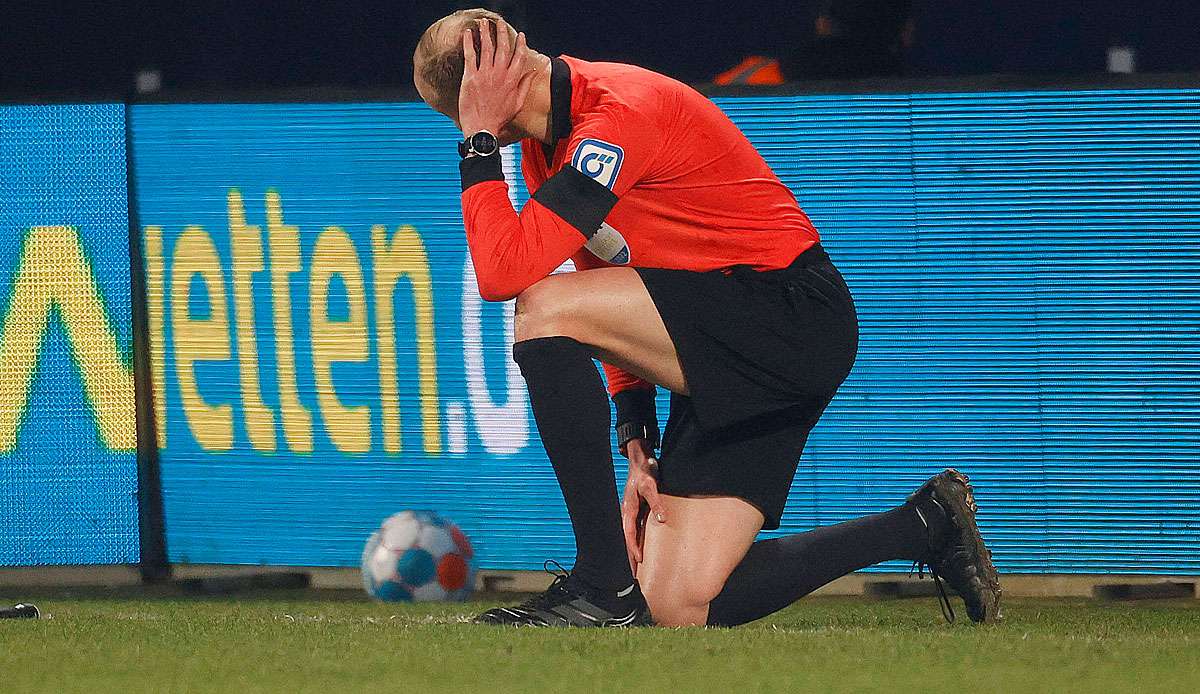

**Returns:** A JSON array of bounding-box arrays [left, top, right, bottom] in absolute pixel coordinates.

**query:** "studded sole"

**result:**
[[935, 469, 1003, 623]]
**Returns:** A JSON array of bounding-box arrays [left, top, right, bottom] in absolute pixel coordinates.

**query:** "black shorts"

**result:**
[[635, 243, 858, 529]]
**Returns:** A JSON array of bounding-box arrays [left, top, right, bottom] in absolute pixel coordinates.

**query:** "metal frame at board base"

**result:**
[[116, 70, 1200, 103], [122, 97, 170, 584], [5, 71, 1200, 106]]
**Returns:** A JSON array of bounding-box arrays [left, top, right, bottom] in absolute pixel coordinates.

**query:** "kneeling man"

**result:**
[[413, 9, 1001, 627]]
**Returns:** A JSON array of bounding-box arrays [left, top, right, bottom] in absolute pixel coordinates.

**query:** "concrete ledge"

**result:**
[[1093, 582, 1197, 600], [0, 565, 143, 587], [0, 565, 1195, 599]]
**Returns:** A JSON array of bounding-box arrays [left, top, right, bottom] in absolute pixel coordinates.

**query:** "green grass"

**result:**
[[2, 591, 1198, 693]]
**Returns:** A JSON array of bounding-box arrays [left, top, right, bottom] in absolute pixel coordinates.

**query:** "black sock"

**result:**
[[707, 501, 947, 626], [513, 336, 634, 592]]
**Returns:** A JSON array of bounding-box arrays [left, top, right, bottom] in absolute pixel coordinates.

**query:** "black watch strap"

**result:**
[[459, 154, 504, 192], [616, 421, 660, 453], [613, 388, 659, 453]]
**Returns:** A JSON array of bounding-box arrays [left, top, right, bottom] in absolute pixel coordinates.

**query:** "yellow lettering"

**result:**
[[266, 191, 313, 453], [228, 190, 277, 451], [144, 225, 167, 449], [0, 226, 136, 451], [372, 224, 441, 454], [171, 226, 234, 451], [310, 226, 371, 453]]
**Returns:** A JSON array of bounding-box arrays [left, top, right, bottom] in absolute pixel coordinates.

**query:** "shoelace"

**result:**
[[912, 503, 957, 624], [516, 560, 573, 612], [909, 559, 955, 624]]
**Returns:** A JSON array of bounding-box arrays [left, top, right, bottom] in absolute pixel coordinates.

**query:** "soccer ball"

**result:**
[[361, 510, 476, 602]]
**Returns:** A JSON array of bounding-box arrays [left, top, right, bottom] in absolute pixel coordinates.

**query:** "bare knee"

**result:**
[[514, 279, 575, 343], [646, 597, 709, 628], [642, 576, 726, 627]]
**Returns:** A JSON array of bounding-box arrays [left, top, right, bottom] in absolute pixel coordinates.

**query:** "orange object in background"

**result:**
[[713, 56, 785, 85]]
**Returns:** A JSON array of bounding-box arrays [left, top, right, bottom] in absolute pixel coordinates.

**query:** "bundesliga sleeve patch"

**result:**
[[570, 139, 625, 190], [584, 222, 631, 265]]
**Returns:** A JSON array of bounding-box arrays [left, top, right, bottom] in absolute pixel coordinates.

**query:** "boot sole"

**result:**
[[929, 469, 1003, 623]]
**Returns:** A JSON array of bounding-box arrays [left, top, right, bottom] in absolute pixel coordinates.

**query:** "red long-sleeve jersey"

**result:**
[[459, 55, 819, 397]]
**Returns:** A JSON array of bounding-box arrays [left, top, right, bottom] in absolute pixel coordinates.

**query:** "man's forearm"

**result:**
[[459, 156, 585, 301], [613, 386, 660, 454]]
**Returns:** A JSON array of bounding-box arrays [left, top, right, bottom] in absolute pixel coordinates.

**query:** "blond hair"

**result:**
[[415, 8, 519, 111]]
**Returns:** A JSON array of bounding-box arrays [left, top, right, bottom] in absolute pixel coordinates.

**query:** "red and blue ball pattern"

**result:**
[[361, 510, 476, 602]]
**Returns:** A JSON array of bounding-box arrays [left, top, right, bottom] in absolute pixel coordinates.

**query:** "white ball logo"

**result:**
[[571, 139, 625, 190]]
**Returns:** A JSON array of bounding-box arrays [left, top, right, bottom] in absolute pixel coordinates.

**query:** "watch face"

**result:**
[[470, 131, 499, 156]]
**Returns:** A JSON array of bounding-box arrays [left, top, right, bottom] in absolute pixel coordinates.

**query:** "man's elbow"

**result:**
[[476, 276, 526, 303]]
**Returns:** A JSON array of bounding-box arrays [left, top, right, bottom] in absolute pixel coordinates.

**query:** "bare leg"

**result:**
[[637, 495, 764, 626], [514, 267, 688, 394], [513, 268, 765, 624], [504, 267, 692, 594], [509, 268, 936, 629]]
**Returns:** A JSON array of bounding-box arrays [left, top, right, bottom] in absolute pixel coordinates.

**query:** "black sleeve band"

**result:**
[[460, 154, 505, 192], [613, 388, 657, 428], [531, 165, 618, 239]]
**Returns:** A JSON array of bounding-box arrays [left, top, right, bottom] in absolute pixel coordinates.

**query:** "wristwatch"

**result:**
[[617, 421, 660, 455], [458, 130, 499, 159]]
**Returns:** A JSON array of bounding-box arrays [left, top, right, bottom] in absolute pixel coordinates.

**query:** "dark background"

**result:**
[[3, 0, 1199, 96]]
